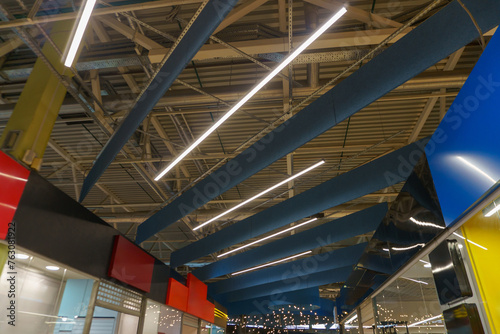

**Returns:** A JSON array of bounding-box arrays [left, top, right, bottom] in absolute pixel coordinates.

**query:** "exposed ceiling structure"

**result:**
[[0, 0, 496, 306]]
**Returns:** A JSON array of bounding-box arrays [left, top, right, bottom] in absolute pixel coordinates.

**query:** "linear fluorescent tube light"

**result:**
[[194, 160, 325, 230], [218, 217, 318, 258], [231, 250, 312, 276], [154, 7, 347, 181], [484, 200, 500, 217], [64, 0, 97, 67]]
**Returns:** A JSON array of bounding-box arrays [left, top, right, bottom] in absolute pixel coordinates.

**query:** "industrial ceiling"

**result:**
[[0, 0, 494, 301]]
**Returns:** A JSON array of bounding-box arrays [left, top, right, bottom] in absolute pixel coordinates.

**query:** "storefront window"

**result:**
[[343, 311, 359, 334], [0, 248, 95, 334], [372, 256, 444, 333], [143, 299, 183, 334]]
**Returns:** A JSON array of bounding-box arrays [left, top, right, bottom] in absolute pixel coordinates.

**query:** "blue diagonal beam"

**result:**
[[78, 0, 239, 201], [220, 266, 353, 303], [193, 204, 386, 280], [170, 140, 425, 267], [136, 0, 500, 243], [208, 243, 368, 295]]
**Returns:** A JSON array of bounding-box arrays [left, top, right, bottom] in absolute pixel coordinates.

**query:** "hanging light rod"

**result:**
[[231, 250, 312, 276], [217, 217, 318, 258], [64, 0, 97, 67], [154, 7, 347, 181], [193, 160, 325, 231]]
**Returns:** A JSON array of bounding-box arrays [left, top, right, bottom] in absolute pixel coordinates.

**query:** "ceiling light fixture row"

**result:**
[[64, 0, 98, 67], [231, 251, 312, 276], [194, 160, 325, 231], [154, 8, 347, 180], [218, 217, 319, 258]]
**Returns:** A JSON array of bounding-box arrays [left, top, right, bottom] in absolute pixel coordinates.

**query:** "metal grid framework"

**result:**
[[0, 0, 490, 296]]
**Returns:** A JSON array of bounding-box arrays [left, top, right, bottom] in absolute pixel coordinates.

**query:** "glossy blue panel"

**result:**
[[337, 155, 447, 312], [427, 29, 500, 224]]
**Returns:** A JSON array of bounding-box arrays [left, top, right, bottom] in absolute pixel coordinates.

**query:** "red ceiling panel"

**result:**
[[108, 235, 155, 292], [0, 151, 29, 240], [166, 277, 189, 312]]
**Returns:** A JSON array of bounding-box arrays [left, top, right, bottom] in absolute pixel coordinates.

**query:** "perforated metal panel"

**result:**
[[96, 281, 143, 316]]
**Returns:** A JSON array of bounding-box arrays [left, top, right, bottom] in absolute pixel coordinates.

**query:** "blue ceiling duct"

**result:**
[[170, 140, 424, 268], [193, 204, 387, 280], [219, 266, 353, 303], [136, 0, 500, 244], [78, 0, 239, 201], [208, 242, 368, 295]]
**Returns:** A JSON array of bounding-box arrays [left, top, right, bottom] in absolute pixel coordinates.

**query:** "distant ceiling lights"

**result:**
[[154, 8, 347, 181], [46, 266, 60, 271], [194, 160, 325, 230], [217, 217, 318, 258], [231, 250, 312, 276], [64, 0, 97, 67]]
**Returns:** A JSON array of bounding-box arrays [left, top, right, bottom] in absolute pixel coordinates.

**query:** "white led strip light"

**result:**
[[194, 160, 325, 230], [218, 217, 318, 258], [231, 251, 312, 276], [154, 8, 347, 180], [64, 0, 97, 67]]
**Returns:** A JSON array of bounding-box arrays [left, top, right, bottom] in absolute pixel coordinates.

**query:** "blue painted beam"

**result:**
[[170, 140, 425, 267], [193, 204, 387, 280], [220, 266, 353, 303], [208, 243, 368, 295], [136, 0, 500, 244], [79, 0, 239, 201]]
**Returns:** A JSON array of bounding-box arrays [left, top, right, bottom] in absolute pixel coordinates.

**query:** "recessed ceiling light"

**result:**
[[46, 266, 60, 271], [15, 254, 29, 259], [424, 263, 431, 268]]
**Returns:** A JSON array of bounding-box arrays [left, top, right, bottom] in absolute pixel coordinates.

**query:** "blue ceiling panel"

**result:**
[[208, 242, 368, 295]]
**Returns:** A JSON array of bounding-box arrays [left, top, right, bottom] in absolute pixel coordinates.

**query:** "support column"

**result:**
[[0, 243, 7, 277], [0, 21, 77, 169], [461, 210, 500, 332]]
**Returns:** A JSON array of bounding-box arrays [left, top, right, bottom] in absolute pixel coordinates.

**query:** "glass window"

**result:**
[[0, 248, 95, 334], [143, 299, 183, 334], [372, 255, 444, 333]]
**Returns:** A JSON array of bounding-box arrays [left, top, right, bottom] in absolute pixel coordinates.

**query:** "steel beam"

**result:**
[[79, 0, 239, 201]]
